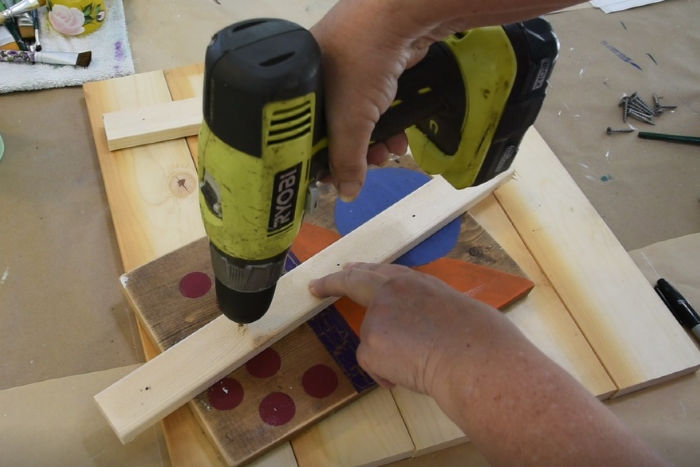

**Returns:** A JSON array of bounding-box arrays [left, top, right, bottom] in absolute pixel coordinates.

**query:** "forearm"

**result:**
[[431, 315, 668, 466], [393, 0, 582, 31]]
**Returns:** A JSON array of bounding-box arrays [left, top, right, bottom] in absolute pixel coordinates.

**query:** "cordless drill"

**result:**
[[198, 18, 558, 324]]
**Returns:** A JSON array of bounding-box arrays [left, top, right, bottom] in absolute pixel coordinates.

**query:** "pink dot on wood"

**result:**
[[208, 378, 244, 410], [179, 272, 212, 298], [245, 347, 282, 378], [259, 392, 296, 426], [302, 364, 339, 398]]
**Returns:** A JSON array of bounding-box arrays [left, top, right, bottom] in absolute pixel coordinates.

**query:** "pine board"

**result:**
[[83, 71, 204, 273], [83, 64, 700, 466], [494, 131, 700, 394], [103, 96, 201, 151]]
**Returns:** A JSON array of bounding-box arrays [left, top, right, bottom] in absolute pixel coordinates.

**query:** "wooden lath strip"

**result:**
[[103, 97, 201, 151]]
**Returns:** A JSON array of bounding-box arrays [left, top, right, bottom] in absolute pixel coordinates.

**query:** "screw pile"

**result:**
[[618, 92, 677, 125]]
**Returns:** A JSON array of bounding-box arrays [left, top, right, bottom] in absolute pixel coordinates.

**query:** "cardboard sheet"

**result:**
[[0, 365, 165, 466], [591, 0, 664, 14], [1, 0, 698, 465]]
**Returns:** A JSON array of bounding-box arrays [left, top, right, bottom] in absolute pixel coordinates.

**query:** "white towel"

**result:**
[[0, 0, 134, 94]]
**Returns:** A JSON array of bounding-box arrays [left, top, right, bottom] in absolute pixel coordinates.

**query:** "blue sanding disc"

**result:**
[[334, 167, 461, 267]]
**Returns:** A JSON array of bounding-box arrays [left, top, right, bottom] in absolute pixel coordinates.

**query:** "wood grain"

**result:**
[[95, 171, 513, 444], [103, 97, 201, 151], [83, 72, 204, 273], [495, 130, 700, 395], [471, 195, 617, 397]]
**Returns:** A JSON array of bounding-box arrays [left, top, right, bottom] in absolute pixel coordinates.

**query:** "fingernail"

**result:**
[[338, 182, 362, 202]]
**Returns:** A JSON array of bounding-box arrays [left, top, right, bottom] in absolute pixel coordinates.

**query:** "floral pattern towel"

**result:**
[[0, 0, 134, 94]]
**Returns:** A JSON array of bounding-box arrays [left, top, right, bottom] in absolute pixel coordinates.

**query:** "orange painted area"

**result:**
[[291, 222, 534, 337], [414, 257, 533, 309], [291, 222, 341, 262]]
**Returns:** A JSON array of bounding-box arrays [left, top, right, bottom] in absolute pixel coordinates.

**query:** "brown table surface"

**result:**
[[1, 1, 699, 465]]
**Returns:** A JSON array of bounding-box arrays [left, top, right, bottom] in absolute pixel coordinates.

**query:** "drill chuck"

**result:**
[[208, 243, 285, 323]]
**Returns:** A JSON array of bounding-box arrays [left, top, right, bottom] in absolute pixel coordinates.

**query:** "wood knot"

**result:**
[[169, 171, 197, 198], [468, 247, 483, 257]]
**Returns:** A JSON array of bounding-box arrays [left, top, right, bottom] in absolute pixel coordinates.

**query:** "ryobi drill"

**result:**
[[198, 18, 558, 324]]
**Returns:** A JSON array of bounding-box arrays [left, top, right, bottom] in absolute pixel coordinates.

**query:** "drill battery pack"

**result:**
[[373, 17, 559, 188]]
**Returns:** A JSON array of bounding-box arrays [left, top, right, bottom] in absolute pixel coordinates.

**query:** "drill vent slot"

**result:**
[[260, 52, 295, 67], [266, 101, 312, 146]]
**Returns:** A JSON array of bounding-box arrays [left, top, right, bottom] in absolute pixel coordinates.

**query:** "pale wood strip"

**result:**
[[95, 170, 513, 444], [390, 388, 465, 456], [495, 129, 700, 395], [292, 388, 415, 466], [252, 443, 300, 467], [163, 64, 204, 163], [138, 320, 227, 466], [83, 72, 205, 273], [103, 97, 202, 151], [472, 195, 617, 398]]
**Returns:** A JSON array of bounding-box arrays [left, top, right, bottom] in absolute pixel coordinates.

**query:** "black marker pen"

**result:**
[[655, 278, 700, 343]]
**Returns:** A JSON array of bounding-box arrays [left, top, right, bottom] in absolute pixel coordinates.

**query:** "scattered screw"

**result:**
[[633, 95, 655, 115], [652, 94, 677, 114], [617, 92, 677, 127], [606, 127, 634, 135], [628, 108, 655, 124], [619, 95, 632, 122]]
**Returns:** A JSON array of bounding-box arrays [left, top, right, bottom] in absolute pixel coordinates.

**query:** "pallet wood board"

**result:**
[[119, 218, 533, 465], [494, 131, 700, 394], [121, 233, 372, 465], [84, 64, 700, 466]]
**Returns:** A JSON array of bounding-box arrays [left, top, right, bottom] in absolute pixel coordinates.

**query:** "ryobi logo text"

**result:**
[[268, 163, 302, 234]]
